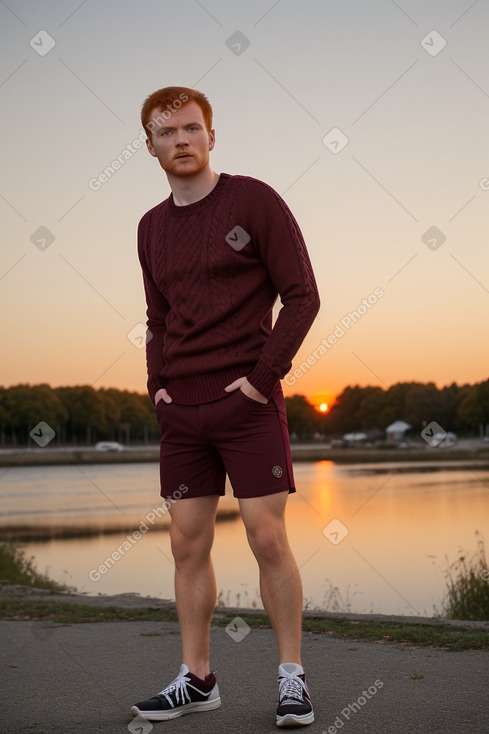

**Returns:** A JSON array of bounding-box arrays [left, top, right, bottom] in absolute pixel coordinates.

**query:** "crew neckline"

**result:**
[[168, 172, 230, 215]]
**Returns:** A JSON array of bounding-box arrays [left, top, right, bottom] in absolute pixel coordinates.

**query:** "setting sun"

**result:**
[[319, 403, 328, 413]]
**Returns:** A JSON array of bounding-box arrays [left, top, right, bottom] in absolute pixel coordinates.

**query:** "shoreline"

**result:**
[[1, 583, 488, 637], [0, 508, 240, 541], [2, 445, 489, 467]]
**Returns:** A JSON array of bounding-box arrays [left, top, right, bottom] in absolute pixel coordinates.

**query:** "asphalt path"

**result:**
[[2, 616, 489, 734]]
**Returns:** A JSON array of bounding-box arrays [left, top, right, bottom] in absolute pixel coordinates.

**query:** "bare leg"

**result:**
[[169, 495, 220, 680], [238, 491, 302, 665]]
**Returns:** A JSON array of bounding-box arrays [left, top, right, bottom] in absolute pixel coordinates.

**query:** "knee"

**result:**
[[246, 523, 285, 564], [170, 524, 214, 566]]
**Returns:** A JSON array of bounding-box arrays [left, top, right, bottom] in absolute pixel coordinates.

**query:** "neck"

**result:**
[[167, 166, 220, 206]]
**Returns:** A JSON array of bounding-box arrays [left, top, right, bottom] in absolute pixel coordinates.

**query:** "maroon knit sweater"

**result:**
[[138, 173, 320, 404]]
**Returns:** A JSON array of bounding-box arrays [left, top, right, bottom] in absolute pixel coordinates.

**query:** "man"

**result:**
[[131, 86, 320, 728]]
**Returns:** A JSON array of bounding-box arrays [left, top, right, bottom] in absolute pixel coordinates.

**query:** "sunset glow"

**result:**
[[1, 2, 487, 402]]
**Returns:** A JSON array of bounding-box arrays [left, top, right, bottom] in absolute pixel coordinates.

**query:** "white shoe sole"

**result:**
[[131, 696, 221, 721], [277, 711, 315, 727]]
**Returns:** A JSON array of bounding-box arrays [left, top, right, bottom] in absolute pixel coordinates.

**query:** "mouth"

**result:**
[[175, 153, 192, 159]]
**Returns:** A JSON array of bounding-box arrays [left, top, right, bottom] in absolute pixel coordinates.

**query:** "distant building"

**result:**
[[385, 420, 412, 443]]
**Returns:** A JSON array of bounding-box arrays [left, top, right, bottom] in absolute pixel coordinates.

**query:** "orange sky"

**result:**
[[1, 1, 488, 406]]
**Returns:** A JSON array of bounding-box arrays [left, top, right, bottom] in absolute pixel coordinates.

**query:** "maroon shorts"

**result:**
[[155, 383, 295, 499]]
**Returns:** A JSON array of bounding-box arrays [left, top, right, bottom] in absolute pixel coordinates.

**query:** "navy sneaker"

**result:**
[[131, 664, 221, 721], [276, 663, 314, 727]]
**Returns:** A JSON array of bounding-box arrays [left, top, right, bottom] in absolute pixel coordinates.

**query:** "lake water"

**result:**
[[1, 460, 488, 616]]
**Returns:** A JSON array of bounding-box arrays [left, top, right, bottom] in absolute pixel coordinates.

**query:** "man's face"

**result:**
[[146, 101, 215, 177]]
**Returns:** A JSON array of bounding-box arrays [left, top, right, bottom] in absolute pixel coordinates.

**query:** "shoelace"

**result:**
[[279, 675, 306, 705], [158, 672, 191, 708]]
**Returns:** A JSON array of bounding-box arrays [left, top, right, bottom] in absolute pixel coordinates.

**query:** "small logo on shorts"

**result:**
[[272, 465, 283, 478]]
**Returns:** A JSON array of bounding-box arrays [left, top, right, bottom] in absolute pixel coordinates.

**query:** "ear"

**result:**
[[208, 128, 216, 152], [146, 136, 157, 158]]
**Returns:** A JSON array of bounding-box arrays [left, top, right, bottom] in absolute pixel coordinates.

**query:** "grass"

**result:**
[[0, 598, 487, 651], [297, 616, 488, 651], [0, 540, 68, 591], [439, 534, 489, 621], [0, 598, 179, 624]]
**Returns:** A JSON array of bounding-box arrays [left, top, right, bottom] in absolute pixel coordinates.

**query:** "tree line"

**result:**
[[280, 380, 489, 440], [0, 385, 159, 446], [321, 380, 489, 438], [0, 379, 488, 446]]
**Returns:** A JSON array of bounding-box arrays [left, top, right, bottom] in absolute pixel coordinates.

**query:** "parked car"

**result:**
[[94, 441, 124, 452], [436, 431, 457, 447]]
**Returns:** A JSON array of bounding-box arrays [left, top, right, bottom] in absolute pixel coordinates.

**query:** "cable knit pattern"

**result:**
[[138, 173, 320, 404]]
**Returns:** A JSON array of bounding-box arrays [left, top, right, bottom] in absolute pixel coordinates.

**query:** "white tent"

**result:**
[[385, 420, 412, 442]]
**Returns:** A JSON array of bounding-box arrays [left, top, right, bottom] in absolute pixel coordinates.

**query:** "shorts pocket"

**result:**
[[237, 388, 270, 406], [155, 397, 170, 425]]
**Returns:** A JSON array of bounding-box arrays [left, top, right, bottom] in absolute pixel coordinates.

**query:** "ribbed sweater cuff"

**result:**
[[247, 359, 280, 399]]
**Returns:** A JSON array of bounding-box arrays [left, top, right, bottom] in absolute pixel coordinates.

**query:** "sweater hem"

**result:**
[[164, 364, 257, 405]]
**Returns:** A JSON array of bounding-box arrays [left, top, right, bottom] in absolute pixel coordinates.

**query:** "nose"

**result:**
[[174, 128, 189, 146]]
